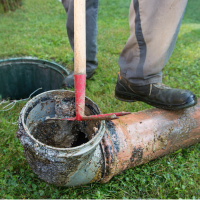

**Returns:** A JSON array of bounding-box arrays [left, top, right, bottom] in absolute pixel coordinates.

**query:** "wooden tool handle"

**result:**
[[74, 0, 86, 75], [74, 0, 86, 120]]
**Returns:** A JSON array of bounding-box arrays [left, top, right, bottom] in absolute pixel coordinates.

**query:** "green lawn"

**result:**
[[0, 0, 200, 198]]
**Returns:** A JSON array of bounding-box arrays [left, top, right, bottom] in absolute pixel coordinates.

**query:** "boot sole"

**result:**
[[115, 90, 197, 110]]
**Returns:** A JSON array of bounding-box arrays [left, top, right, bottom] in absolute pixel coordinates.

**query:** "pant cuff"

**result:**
[[126, 76, 162, 86]]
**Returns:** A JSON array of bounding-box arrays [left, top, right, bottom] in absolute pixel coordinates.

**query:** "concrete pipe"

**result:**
[[17, 90, 200, 186]]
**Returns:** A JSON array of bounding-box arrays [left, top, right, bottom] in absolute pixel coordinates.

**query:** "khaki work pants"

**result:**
[[62, 0, 188, 85]]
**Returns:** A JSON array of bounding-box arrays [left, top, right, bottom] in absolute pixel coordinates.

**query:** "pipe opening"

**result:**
[[70, 129, 89, 147]]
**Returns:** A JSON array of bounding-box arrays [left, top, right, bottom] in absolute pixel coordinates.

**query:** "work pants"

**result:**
[[62, 0, 98, 73], [62, 0, 188, 85]]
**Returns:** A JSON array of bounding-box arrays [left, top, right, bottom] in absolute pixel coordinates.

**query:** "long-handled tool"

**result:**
[[63, 0, 130, 121]]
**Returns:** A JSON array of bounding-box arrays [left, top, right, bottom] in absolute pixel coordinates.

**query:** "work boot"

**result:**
[[115, 73, 197, 110], [62, 70, 95, 88]]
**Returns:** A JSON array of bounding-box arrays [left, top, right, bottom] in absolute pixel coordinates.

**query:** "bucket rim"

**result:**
[[20, 89, 105, 153]]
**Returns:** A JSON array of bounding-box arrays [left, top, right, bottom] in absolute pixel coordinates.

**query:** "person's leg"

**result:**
[[115, 0, 197, 110], [62, 0, 98, 88]]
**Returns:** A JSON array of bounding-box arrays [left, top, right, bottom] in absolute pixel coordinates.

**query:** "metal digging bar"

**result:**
[[64, 0, 130, 121]]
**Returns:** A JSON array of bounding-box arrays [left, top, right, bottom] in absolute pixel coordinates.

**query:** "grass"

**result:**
[[0, 0, 200, 198]]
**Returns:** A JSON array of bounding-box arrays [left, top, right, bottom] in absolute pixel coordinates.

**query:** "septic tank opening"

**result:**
[[0, 58, 68, 100]]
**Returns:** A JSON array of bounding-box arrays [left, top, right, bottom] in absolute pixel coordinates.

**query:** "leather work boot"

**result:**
[[115, 73, 197, 110], [62, 70, 95, 88]]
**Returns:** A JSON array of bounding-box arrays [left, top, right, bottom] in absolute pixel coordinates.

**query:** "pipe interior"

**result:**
[[24, 92, 101, 148]]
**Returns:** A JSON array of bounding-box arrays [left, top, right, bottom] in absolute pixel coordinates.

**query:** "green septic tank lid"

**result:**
[[0, 57, 69, 100]]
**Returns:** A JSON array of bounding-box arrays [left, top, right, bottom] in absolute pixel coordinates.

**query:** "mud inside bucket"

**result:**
[[22, 90, 102, 148], [0, 58, 68, 100]]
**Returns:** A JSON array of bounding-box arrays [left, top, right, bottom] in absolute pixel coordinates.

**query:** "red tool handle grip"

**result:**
[[74, 74, 86, 121]]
